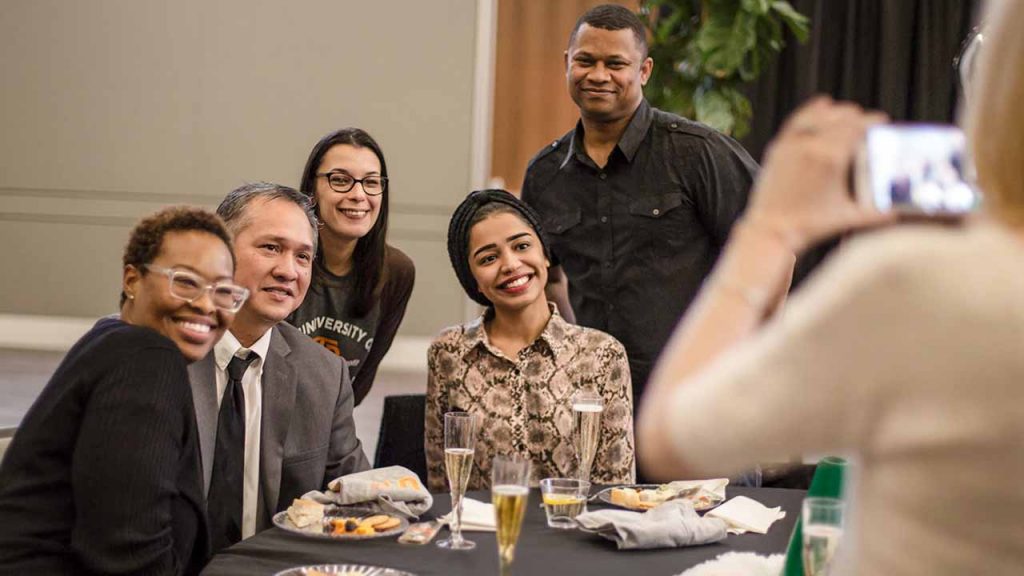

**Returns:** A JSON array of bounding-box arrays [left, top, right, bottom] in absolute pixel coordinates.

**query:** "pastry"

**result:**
[[286, 498, 325, 529]]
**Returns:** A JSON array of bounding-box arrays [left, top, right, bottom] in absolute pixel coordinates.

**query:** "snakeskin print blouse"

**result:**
[[425, 306, 635, 491]]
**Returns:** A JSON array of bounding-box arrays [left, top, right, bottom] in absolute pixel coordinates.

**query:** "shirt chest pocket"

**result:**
[[542, 207, 583, 263], [627, 192, 696, 251]]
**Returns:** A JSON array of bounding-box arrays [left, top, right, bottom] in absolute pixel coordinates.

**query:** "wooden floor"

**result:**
[[0, 348, 427, 462]]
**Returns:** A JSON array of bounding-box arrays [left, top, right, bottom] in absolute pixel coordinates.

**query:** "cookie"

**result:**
[[373, 516, 402, 531], [362, 515, 391, 528]]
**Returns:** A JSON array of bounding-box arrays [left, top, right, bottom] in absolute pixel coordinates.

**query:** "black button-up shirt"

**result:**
[[521, 100, 757, 400]]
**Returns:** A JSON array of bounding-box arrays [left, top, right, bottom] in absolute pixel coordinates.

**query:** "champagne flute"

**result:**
[[437, 411, 478, 550], [570, 390, 603, 484], [491, 455, 530, 576], [802, 497, 845, 576]]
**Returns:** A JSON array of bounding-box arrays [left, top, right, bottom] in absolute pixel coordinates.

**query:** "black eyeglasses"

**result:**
[[317, 171, 387, 196]]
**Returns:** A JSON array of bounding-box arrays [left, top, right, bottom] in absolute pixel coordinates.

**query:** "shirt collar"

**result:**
[[461, 304, 569, 361], [617, 99, 652, 161], [560, 99, 652, 170], [215, 326, 273, 371], [535, 304, 570, 358]]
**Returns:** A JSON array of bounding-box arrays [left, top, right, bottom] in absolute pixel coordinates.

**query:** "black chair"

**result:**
[[373, 394, 428, 483]]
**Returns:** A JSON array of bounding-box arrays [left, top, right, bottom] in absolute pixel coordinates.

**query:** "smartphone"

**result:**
[[855, 124, 979, 214]]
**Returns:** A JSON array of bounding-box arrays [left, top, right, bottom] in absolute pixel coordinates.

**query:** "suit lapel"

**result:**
[[258, 325, 297, 529], [188, 353, 219, 496]]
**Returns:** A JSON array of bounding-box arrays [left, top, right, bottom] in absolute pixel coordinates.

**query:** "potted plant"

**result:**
[[640, 0, 810, 137]]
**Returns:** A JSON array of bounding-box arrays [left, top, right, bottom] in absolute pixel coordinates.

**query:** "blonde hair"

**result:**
[[969, 0, 1024, 226]]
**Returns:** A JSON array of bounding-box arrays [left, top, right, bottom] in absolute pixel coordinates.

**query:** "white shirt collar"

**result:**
[[214, 326, 274, 370]]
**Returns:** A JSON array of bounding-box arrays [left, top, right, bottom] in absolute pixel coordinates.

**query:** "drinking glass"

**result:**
[[570, 390, 603, 484], [437, 412, 478, 550], [802, 497, 845, 576], [539, 478, 589, 529], [491, 455, 530, 576]]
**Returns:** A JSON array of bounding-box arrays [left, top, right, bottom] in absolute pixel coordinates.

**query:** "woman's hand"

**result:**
[[744, 97, 895, 253]]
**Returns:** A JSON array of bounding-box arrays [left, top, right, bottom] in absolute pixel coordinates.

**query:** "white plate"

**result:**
[[273, 564, 416, 576], [272, 506, 409, 541], [596, 484, 723, 512]]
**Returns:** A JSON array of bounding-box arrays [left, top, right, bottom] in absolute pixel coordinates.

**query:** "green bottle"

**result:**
[[781, 457, 847, 576]]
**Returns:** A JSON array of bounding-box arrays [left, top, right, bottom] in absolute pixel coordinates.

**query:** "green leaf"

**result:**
[[771, 1, 810, 43], [694, 89, 735, 135], [721, 85, 753, 138], [742, 0, 770, 15], [701, 11, 757, 76]]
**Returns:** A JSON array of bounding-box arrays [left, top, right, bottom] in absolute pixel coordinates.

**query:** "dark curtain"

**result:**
[[735, 0, 981, 286], [740, 0, 982, 162]]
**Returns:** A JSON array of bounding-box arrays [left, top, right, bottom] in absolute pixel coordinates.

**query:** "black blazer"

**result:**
[[0, 318, 209, 575]]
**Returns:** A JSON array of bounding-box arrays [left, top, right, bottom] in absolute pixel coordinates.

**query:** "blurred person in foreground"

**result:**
[[426, 190, 634, 491], [0, 207, 245, 574], [189, 183, 369, 553], [638, 1, 1024, 574]]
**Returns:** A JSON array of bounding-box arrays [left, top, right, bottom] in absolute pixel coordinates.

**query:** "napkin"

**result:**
[[705, 495, 786, 535], [676, 552, 784, 576], [440, 497, 496, 532], [576, 500, 728, 550], [303, 466, 433, 519], [664, 478, 728, 508]]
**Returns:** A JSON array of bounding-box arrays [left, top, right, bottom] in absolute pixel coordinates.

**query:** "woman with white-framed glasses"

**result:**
[[289, 128, 415, 405], [0, 206, 247, 575]]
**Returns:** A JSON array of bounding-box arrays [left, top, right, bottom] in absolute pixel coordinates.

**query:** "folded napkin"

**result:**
[[664, 478, 728, 508], [440, 497, 496, 532], [303, 466, 433, 519], [576, 499, 727, 550], [705, 495, 785, 535], [676, 552, 784, 576]]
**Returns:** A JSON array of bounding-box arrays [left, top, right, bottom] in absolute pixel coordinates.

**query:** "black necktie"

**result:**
[[208, 351, 258, 553]]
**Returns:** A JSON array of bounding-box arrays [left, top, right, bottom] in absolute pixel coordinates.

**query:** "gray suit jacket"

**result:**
[[188, 322, 370, 532]]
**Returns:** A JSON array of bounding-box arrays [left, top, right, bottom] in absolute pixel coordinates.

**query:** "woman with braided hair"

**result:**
[[425, 189, 635, 491]]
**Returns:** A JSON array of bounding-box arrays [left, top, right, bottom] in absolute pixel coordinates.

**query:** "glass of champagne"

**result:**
[[570, 390, 603, 484], [491, 455, 530, 576], [437, 411, 477, 550], [802, 497, 845, 576]]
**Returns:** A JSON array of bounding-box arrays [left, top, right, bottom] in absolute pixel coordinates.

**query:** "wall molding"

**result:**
[[0, 186, 452, 241], [0, 314, 430, 373]]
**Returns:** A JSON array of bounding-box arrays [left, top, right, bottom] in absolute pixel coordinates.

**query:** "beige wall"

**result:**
[[0, 0, 481, 338]]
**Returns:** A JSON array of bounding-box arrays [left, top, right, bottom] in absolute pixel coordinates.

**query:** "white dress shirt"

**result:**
[[213, 328, 272, 540]]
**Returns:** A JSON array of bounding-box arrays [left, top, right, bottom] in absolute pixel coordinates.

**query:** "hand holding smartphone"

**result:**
[[855, 124, 979, 216]]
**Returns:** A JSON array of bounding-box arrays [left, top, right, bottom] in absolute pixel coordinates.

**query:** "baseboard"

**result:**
[[0, 314, 431, 372]]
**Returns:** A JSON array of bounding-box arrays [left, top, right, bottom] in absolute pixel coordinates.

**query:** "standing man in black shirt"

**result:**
[[521, 4, 758, 466]]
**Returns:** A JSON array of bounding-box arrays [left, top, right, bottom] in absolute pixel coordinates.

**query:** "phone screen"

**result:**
[[863, 124, 978, 214]]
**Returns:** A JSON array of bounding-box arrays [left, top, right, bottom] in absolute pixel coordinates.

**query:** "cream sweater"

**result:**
[[670, 223, 1024, 575]]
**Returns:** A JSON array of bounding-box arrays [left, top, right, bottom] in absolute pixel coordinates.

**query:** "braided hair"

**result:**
[[446, 189, 550, 307]]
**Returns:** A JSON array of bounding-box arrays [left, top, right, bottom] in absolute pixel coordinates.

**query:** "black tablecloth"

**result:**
[[202, 487, 804, 576]]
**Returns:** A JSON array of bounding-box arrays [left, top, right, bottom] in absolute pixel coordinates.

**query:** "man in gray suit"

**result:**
[[189, 182, 369, 551]]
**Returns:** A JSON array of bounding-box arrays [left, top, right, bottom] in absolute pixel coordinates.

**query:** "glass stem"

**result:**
[[500, 559, 513, 576], [450, 491, 464, 544]]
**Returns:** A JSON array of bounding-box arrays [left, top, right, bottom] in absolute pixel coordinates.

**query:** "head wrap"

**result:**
[[446, 189, 549, 307]]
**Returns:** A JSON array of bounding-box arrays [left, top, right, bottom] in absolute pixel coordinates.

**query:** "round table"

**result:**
[[201, 486, 804, 576]]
